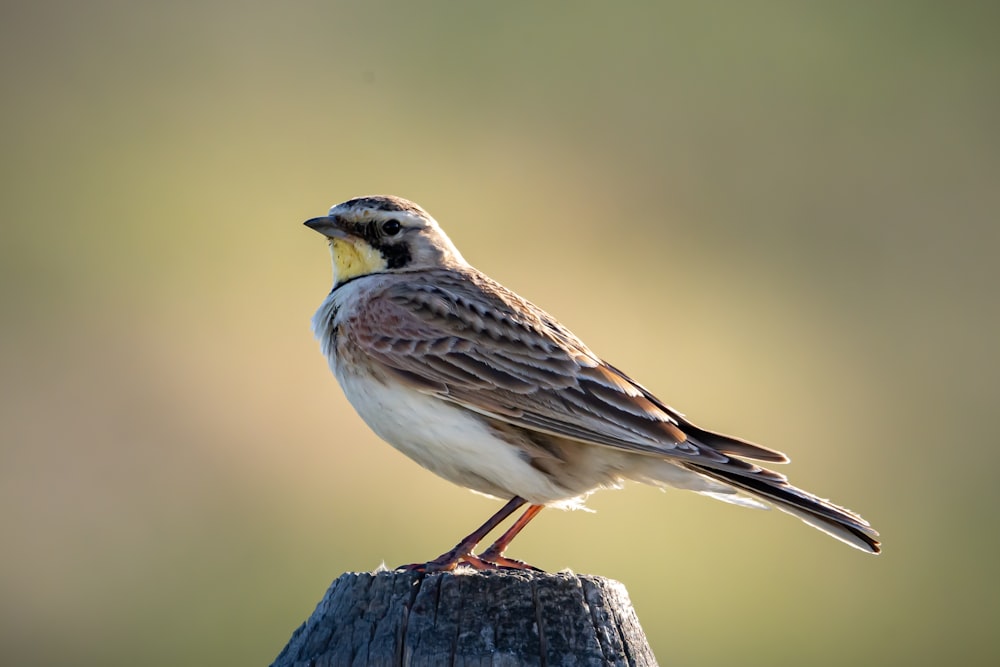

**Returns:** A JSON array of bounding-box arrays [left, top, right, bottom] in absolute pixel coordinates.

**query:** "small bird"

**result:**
[[306, 195, 880, 570]]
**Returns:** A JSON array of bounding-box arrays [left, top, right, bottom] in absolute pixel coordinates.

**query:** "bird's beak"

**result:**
[[303, 215, 348, 239]]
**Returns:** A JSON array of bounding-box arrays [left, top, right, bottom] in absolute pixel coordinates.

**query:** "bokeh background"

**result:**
[[2, 2, 998, 665]]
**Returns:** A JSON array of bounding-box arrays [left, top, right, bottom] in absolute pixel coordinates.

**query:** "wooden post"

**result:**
[[271, 569, 658, 667]]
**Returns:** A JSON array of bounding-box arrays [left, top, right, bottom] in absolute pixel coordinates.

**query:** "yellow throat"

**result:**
[[329, 238, 388, 286]]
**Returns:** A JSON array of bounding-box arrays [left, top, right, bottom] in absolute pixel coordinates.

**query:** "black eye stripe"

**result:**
[[380, 242, 411, 269]]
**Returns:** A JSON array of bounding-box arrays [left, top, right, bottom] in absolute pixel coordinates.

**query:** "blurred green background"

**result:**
[[2, 1, 998, 665]]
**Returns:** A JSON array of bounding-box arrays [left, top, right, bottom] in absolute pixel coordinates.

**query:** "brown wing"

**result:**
[[346, 268, 788, 476]]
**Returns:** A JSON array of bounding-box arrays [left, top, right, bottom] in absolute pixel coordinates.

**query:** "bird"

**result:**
[[305, 195, 880, 571]]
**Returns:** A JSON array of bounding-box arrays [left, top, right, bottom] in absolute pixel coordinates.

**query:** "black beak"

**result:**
[[303, 215, 346, 238]]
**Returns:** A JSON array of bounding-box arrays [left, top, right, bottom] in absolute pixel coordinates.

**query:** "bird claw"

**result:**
[[394, 557, 459, 573], [476, 551, 544, 572], [395, 551, 543, 573]]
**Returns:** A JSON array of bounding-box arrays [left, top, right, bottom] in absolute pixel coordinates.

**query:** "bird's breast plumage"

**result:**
[[313, 274, 596, 504]]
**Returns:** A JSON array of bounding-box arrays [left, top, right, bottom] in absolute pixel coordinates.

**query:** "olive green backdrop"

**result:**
[[2, 2, 997, 665]]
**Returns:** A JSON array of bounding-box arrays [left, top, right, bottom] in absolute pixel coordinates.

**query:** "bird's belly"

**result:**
[[334, 368, 572, 504]]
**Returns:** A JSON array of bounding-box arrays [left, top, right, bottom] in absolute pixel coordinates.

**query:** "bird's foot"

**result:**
[[475, 548, 543, 572], [393, 497, 545, 573], [395, 550, 462, 572], [395, 551, 542, 573]]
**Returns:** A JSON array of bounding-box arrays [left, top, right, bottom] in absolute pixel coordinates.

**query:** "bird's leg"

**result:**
[[477, 504, 545, 571], [396, 496, 527, 572]]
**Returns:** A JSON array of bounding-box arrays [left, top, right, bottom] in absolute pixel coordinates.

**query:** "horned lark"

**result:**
[[305, 195, 880, 570]]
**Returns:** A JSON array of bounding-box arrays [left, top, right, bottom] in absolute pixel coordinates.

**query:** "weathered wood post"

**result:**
[[271, 569, 657, 666]]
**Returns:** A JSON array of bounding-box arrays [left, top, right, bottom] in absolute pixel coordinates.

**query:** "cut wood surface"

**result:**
[[271, 569, 658, 667]]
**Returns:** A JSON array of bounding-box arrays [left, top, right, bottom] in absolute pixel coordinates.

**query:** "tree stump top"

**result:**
[[272, 569, 657, 667]]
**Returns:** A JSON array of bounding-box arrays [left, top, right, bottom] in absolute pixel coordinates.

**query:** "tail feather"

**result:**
[[687, 463, 881, 554], [684, 424, 790, 463]]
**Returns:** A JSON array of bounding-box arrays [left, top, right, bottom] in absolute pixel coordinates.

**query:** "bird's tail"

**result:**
[[686, 462, 881, 554]]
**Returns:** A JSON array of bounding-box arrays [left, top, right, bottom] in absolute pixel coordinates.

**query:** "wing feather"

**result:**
[[347, 268, 787, 475]]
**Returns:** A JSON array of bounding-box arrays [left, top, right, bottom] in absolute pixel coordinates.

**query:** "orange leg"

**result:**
[[477, 504, 544, 571], [396, 497, 528, 572]]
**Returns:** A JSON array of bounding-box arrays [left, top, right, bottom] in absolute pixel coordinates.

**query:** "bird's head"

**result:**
[[304, 195, 466, 288]]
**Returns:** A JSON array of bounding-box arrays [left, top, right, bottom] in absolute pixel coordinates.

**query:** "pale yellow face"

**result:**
[[329, 237, 388, 286]]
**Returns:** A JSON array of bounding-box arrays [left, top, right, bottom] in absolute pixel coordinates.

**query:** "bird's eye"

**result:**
[[382, 219, 402, 236]]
